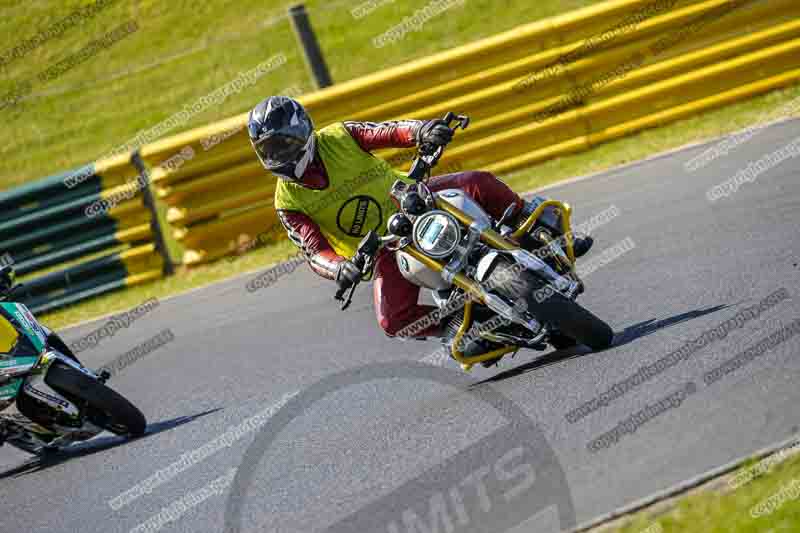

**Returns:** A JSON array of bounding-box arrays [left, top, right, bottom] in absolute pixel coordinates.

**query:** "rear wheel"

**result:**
[[488, 259, 614, 351], [45, 363, 146, 436]]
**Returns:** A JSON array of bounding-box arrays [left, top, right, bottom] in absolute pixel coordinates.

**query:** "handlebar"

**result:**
[[333, 252, 366, 310], [334, 280, 357, 311], [408, 112, 469, 182], [334, 231, 384, 310]]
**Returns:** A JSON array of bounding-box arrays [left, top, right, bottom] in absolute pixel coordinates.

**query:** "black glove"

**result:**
[[335, 259, 362, 291], [417, 119, 453, 149]]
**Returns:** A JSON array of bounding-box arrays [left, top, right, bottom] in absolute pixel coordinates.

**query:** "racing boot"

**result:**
[[572, 234, 593, 258]]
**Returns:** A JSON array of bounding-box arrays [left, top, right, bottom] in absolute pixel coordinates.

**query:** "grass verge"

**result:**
[[594, 443, 800, 533], [0, 0, 602, 189], [38, 83, 800, 330]]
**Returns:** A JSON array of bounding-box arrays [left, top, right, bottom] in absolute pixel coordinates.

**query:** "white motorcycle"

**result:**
[[335, 113, 613, 371]]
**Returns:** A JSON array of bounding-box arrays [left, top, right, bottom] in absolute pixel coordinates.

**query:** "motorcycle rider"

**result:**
[[248, 96, 593, 338]]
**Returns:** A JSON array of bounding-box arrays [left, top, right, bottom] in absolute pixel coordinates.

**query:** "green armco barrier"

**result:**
[[0, 218, 117, 257], [0, 165, 99, 212], [14, 229, 124, 275], [0, 164, 94, 202], [20, 250, 129, 296], [0, 180, 102, 226], [1, 154, 169, 314], [0, 190, 111, 240], [21, 269, 130, 315]]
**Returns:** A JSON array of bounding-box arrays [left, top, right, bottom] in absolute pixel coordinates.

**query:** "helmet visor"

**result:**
[[253, 134, 307, 170]]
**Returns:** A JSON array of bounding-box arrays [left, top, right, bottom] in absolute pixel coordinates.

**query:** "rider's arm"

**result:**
[[277, 210, 344, 280], [343, 120, 422, 152]]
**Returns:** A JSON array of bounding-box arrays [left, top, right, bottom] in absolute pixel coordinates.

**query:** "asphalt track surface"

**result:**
[[1, 119, 799, 533]]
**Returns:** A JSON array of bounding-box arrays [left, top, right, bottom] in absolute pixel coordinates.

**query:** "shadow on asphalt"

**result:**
[[474, 303, 731, 386], [0, 408, 221, 480], [611, 304, 731, 348]]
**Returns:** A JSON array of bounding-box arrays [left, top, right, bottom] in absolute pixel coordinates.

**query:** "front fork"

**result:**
[[24, 351, 88, 417], [412, 195, 581, 370], [0, 350, 104, 451], [23, 350, 98, 423]]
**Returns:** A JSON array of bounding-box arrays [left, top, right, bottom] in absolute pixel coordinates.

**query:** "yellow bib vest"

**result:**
[[274, 122, 412, 257]]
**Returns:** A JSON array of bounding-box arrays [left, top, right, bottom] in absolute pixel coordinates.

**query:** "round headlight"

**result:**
[[412, 211, 461, 258]]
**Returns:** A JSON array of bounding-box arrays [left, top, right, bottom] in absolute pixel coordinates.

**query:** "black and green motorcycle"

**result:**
[[0, 265, 146, 455]]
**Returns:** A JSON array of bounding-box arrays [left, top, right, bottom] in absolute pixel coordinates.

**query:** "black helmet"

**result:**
[[247, 96, 315, 181], [0, 263, 16, 299]]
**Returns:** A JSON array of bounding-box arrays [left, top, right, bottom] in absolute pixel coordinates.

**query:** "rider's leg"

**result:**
[[427, 170, 523, 220], [428, 170, 593, 257], [373, 249, 444, 338]]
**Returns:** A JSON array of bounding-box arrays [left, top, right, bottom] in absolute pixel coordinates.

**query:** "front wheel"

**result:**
[[45, 363, 146, 436], [489, 260, 614, 351]]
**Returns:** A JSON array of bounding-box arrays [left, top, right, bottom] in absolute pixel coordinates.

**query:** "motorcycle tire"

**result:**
[[488, 259, 614, 351], [45, 363, 146, 437]]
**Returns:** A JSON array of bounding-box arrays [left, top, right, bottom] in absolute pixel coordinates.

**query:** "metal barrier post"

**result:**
[[288, 4, 333, 89], [131, 151, 174, 276]]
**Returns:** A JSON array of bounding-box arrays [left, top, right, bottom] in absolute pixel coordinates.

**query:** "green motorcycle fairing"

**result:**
[[0, 302, 49, 402]]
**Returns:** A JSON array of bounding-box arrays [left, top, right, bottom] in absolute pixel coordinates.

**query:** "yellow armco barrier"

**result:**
[[136, 0, 800, 265]]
